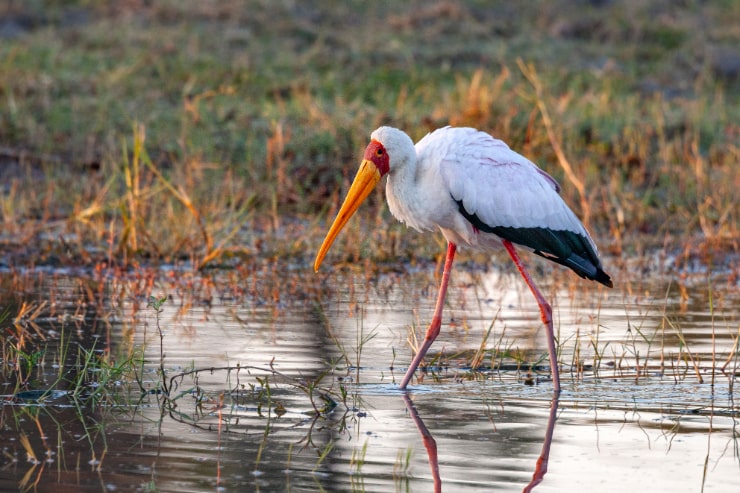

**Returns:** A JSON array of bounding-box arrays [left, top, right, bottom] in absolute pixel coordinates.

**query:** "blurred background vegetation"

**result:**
[[0, 0, 737, 268]]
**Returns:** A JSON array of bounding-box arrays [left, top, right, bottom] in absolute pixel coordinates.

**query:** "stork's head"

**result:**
[[314, 127, 412, 272]]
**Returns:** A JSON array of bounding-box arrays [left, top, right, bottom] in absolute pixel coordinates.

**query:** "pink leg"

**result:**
[[502, 240, 561, 392], [400, 242, 456, 389], [402, 393, 441, 492], [523, 391, 560, 492]]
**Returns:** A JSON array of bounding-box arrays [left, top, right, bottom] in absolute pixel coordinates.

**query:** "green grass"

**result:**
[[0, 0, 737, 268]]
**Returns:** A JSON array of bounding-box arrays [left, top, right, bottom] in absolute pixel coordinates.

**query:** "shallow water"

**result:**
[[0, 259, 738, 492]]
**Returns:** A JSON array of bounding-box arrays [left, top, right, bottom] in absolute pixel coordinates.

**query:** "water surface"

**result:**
[[0, 259, 737, 492]]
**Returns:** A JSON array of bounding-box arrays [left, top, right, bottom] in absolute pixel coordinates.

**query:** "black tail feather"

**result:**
[[455, 199, 613, 287]]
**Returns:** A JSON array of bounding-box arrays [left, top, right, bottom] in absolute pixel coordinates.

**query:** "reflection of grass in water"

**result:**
[[0, 260, 736, 490], [349, 439, 369, 489], [355, 310, 378, 383], [2, 263, 736, 398], [1, 285, 348, 484], [2, 299, 146, 485], [393, 446, 413, 486], [398, 268, 739, 388]]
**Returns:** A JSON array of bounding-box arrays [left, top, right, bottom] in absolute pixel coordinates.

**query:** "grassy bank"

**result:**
[[0, 0, 737, 269]]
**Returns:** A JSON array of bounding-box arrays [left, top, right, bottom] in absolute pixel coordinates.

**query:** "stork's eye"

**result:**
[[376, 148, 384, 156]]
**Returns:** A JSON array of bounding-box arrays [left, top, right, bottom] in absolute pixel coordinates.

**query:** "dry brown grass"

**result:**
[[0, 0, 736, 272]]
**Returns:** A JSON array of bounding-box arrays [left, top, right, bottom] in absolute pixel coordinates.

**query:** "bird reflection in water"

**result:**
[[401, 392, 560, 493]]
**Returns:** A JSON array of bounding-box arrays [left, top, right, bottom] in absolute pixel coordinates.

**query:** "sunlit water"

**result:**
[[1, 257, 738, 492]]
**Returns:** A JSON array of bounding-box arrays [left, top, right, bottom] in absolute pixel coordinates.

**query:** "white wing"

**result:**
[[416, 128, 577, 232], [416, 127, 610, 285]]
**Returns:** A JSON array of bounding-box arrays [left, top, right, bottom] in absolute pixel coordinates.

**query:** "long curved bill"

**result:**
[[314, 160, 381, 272]]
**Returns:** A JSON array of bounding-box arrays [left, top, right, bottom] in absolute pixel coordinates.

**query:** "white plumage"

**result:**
[[382, 126, 595, 253], [315, 126, 612, 391]]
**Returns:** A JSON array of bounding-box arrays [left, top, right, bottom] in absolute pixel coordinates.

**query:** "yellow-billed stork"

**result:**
[[315, 126, 612, 391]]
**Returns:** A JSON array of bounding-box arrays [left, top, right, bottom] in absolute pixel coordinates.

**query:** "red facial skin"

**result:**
[[363, 140, 390, 176]]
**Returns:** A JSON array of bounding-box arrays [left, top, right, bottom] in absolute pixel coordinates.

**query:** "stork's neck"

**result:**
[[367, 126, 427, 230], [385, 143, 425, 231]]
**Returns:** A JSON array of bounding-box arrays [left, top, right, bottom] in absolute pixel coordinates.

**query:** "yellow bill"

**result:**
[[314, 160, 381, 272]]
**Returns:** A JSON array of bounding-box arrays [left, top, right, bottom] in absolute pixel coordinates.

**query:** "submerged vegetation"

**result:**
[[0, 260, 737, 489]]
